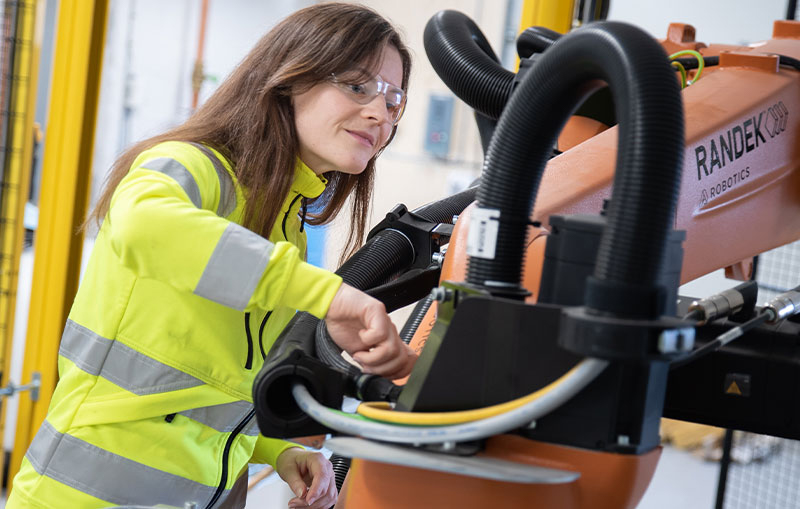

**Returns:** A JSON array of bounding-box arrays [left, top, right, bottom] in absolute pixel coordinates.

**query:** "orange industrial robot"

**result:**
[[254, 11, 800, 509]]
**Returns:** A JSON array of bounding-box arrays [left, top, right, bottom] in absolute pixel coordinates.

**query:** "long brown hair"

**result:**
[[89, 3, 411, 260]]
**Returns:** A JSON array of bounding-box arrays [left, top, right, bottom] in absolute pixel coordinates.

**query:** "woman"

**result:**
[[8, 3, 415, 508]]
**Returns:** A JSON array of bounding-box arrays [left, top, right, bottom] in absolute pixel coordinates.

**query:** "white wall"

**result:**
[[92, 0, 313, 206]]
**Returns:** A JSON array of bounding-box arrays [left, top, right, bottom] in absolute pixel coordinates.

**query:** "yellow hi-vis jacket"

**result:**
[[8, 141, 343, 509]]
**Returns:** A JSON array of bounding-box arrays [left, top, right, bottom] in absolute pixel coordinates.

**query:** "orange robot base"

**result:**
[[335, 435, 661, 509]]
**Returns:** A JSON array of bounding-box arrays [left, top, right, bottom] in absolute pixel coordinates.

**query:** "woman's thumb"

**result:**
[[290, 481, 306, 499]]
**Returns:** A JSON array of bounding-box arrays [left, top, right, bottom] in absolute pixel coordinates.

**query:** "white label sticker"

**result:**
[[466, 207, 501, 259]]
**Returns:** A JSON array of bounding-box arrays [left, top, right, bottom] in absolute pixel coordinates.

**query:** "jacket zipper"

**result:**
[[205, 408, 256, 509], [282, 193, 305, 240], [243, 313, 254, 369], [258, 311, 272, 360], [247, 192, 301, 369]]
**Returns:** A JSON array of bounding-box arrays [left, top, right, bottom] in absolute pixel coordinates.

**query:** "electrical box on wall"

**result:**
[[424, 94, 453, 159]]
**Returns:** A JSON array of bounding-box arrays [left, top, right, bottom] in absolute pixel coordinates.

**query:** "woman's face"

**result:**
[[293, 44, 404, 176]]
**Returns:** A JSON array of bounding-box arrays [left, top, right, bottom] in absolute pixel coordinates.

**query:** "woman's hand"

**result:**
[[325, 283, 417, 379], [275, 448, 337, 509]]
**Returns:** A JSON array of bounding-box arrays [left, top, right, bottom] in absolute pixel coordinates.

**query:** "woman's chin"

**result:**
[[337, 162, 369, 175]]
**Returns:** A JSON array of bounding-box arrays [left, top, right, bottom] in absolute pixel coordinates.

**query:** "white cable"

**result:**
[[291, 358, 608, 444]]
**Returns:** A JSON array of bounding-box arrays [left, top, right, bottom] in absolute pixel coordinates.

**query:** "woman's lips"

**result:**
[[347, 130, 375, 148]]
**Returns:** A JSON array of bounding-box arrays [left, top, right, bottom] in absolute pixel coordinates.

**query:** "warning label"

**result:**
[[723, 373, 751, 397]]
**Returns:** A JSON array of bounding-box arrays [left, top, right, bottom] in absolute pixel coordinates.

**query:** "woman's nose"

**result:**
[[362, 94, 392, 124]]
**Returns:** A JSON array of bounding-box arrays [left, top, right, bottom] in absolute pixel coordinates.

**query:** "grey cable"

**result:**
[[291, 358, 609, 444]]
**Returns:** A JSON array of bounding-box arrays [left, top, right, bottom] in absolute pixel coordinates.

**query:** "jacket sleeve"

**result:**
[[251, 436, 302, 467], [106, 142, 342, 317]]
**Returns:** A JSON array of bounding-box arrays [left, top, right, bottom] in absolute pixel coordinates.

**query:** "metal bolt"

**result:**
[[431, 286, 452, 302], [0, 372, 41, 401], [431, 252, 445, 266], [617, 435, 630, 446], [452, 215, 459, 224]]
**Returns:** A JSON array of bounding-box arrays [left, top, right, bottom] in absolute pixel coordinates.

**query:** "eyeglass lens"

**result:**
[[334, 75, 405, 123]]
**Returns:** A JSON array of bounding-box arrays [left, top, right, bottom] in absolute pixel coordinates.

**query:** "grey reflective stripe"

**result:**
[[178, 400, 259, 436], [59, 320, 204, 395], [26, 420, 230, 507], [242, 412, 261, 436], [194, 223, 273, 310], [218, 471, 248, 509], [140, 157, 202, 208], [188, 142, 237, 217]]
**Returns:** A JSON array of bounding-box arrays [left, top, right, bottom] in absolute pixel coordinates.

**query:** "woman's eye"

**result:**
[[348, 83, 368, 95]]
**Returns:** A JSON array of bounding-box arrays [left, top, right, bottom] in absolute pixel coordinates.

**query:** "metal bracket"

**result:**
[[325, 437, 580, 484], [0, 372, 41, 401], [367, 203, 454, 269]]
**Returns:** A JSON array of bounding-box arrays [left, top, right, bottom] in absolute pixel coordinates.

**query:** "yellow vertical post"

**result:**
[[0, 0, 44, 484], [518, 0, 576, 35], [8, 0, 108, 488]]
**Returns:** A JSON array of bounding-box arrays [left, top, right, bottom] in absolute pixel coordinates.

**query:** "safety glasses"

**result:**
[[330, 73, 406, 126]]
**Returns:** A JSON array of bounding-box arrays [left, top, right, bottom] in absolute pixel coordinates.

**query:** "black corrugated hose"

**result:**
[[423, 10, 514, 120], [336, 230, 415, 289], [516, 26, 561, 59], [314, 230, 414, 372], [329, 454, 351, 493], [399, 295, 433, 344], [412, 184, 478, 223], [465, 21, 684, 319]]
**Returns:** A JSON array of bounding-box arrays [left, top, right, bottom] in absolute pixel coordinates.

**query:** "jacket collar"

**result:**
[[292, 159, 327, 199]]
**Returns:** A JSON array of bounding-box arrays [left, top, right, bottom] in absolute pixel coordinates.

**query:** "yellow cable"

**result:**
[[669, 49, 705, 85], [357, 362, 584, 425], [671, 61, 687, 89]]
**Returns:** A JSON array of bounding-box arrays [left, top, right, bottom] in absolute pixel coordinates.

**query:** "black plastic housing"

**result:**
[[252, 313, 347, 437], [397, 288, 671, 454], [397, 291, 582, 413], [664, 299, 800, 440], [366, 204, 453, 270], [539, 214, 685, 316]]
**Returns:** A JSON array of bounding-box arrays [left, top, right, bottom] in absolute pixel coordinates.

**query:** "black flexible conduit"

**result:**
[[413, 184, 478, 222], [424, 12, 617, 154], [336, 231, 415, 288], [329, 454, 351, 494], [466, 21, 684, 319], [335, 180, 479, 289], [423, 10, 514, 120], [517, 26, 561, 59], [314, 230, 414, 372], [399, 295, 433, 344]]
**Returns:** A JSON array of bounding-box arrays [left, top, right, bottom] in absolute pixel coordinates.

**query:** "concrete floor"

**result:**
[[638, 445, 719, 508]]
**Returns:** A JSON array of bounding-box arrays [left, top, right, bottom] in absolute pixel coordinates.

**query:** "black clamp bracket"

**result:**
[[559, 306, 696, 362], [367, 204, 454, 270]]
